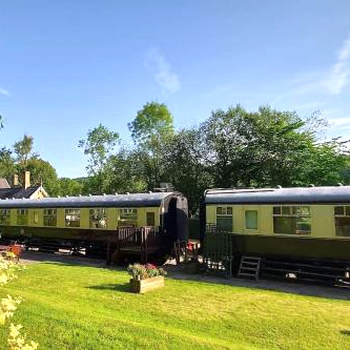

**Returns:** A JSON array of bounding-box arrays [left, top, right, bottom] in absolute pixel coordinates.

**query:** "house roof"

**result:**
[[0, 186, 42, 200], [204, 186, 350, 205], [0, 191, 179, 208], [0, 178, 10, 189]]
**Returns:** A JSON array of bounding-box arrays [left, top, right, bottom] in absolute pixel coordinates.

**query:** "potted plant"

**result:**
[[127, 263, 167, 293]]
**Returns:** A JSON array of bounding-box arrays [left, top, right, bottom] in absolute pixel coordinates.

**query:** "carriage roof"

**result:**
[[204, 186, 350, 205], [0, 192, 178, 208]]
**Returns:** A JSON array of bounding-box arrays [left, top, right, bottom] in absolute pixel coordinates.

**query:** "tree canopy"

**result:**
[[0, 103, 349, 214]]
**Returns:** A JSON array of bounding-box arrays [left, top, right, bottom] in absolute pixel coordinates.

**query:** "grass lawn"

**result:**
[[0, 262, 350, 350]]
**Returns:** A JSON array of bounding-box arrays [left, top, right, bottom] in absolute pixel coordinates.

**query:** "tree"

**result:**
[[0, 147, 15, 181], [79, 124, 120, 193], [162, 128, 212, 214], [103, 148, 147, 194], [13, 135, 37, 167], [201, 105, 347, 188], [55, 177, 84, 196], [128, 102, 174, 144], [19, 158, 58, 194], [128, 102, 174, 190]]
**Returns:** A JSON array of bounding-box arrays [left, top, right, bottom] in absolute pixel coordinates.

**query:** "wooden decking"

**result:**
[[106, 226, 162, 265]]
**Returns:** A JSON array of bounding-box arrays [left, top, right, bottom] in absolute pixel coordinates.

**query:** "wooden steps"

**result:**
[[238, 256, 261, 280]]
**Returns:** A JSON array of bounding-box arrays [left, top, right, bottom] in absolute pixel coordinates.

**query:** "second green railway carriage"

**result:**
[[201, 186, 350, 282]]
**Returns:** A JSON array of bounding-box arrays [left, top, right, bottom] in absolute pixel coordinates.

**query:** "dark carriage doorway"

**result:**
[[164, 196, 188, 242]]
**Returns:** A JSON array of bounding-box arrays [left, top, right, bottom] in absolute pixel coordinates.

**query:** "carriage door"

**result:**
[[167, 198, 178, 240]]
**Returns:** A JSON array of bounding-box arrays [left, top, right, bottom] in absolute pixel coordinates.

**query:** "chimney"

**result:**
[[24, 171, 31, 189], [13, 174, 19, 187]]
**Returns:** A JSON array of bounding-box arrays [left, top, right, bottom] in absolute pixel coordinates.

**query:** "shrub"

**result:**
[[127, 263, 167, 280], [0, 254, 38, 349]]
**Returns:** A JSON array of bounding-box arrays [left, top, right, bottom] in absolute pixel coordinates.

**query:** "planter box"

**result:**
[[130, 276, 165, 293]]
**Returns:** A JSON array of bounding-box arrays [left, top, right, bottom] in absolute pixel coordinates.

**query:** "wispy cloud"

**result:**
[[323, 36, 350, 95], [146, 49, 180, 94], [0, 88, 10, 97], [328, 117, 350, 128], [273, 35, 350, 103]]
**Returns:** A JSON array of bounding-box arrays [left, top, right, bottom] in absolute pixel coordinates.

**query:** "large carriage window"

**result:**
[[44, 209, 57, 226], [334, 206, 350, 236], [245, 210, 258, 230], [89, 208, 107, 229], [17, 209, 28, 226], [216, 207, 233, 232], [65, 209, 80, 227], [0, 209, 10, 225], [273, 206, 311, 235], [119, 208, 137, 227]]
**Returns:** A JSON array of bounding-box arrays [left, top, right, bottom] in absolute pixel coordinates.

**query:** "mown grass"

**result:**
[[0, 262, 350, 350]]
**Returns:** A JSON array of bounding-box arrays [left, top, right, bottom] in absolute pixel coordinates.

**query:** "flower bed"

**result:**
[[127, 263, 166, 293]]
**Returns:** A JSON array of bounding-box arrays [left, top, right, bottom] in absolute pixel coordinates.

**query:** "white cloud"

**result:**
[[323, 37, 350, 95], [273, 35, 350, 102], [0, 88, 10, 97], [146, 49, 180, 94], [328, 117, 350, 128]]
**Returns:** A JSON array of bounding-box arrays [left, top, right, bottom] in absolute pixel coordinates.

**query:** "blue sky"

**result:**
[[0, 1, 350, 178]]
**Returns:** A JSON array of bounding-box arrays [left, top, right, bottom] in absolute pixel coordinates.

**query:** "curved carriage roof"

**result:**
[[0, 192, 178, 208], [204, 186, 350, 205]]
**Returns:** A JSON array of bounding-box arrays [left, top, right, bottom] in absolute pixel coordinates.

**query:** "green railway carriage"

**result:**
[[202, 186, 350, 282], [0, 191, 188, 260]]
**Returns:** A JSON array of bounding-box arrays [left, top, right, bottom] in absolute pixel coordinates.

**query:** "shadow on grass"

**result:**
[[340, 330, 350, 336], [86, 283, 131, 293]]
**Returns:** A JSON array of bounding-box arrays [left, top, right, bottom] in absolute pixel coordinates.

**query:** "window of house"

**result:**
[[334, 206, 350, 236], [17, 209, 28, 225], [44, 208, 57, 226], [0, 209, 11, 225], [216, 206, 233, 232], [65, 209, 80, 227], [89, 208, 107, 229], [245, 210, 258, 230], [273, 206, 311, 235], [119, 208, 138, 227], [146, 212, 155, 226]]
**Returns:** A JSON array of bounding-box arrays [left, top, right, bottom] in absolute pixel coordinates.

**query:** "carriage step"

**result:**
[[238, 256, 261, 280]]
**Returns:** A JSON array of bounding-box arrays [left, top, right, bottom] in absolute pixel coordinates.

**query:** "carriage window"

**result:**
[[273, 206, 311, 235], [65, 209, 80, 227], [0, 209, 11, 225], [119, 208, 137, 227], [334, 206, 350, 236], [44, 209, 57, 226], [245, 210, 258, 230], [89, 208, 107, 229], [146, 212, 155, 226], [216, 206, 233, 232], [17, 209, 28, 225]]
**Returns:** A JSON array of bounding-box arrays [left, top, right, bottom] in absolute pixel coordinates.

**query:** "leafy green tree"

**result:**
[[201, 105, 347, 188], [13, 135, 37, 167], [104, 148, 147, 194], [55, 177, 84, 197], [79, 124, 120, 193], [128, 102, 174, 144], [0, 147, 15, 181], [20, 158, 58, 194], [128, 102, 174, 190], [162, 128, 212, 214]]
